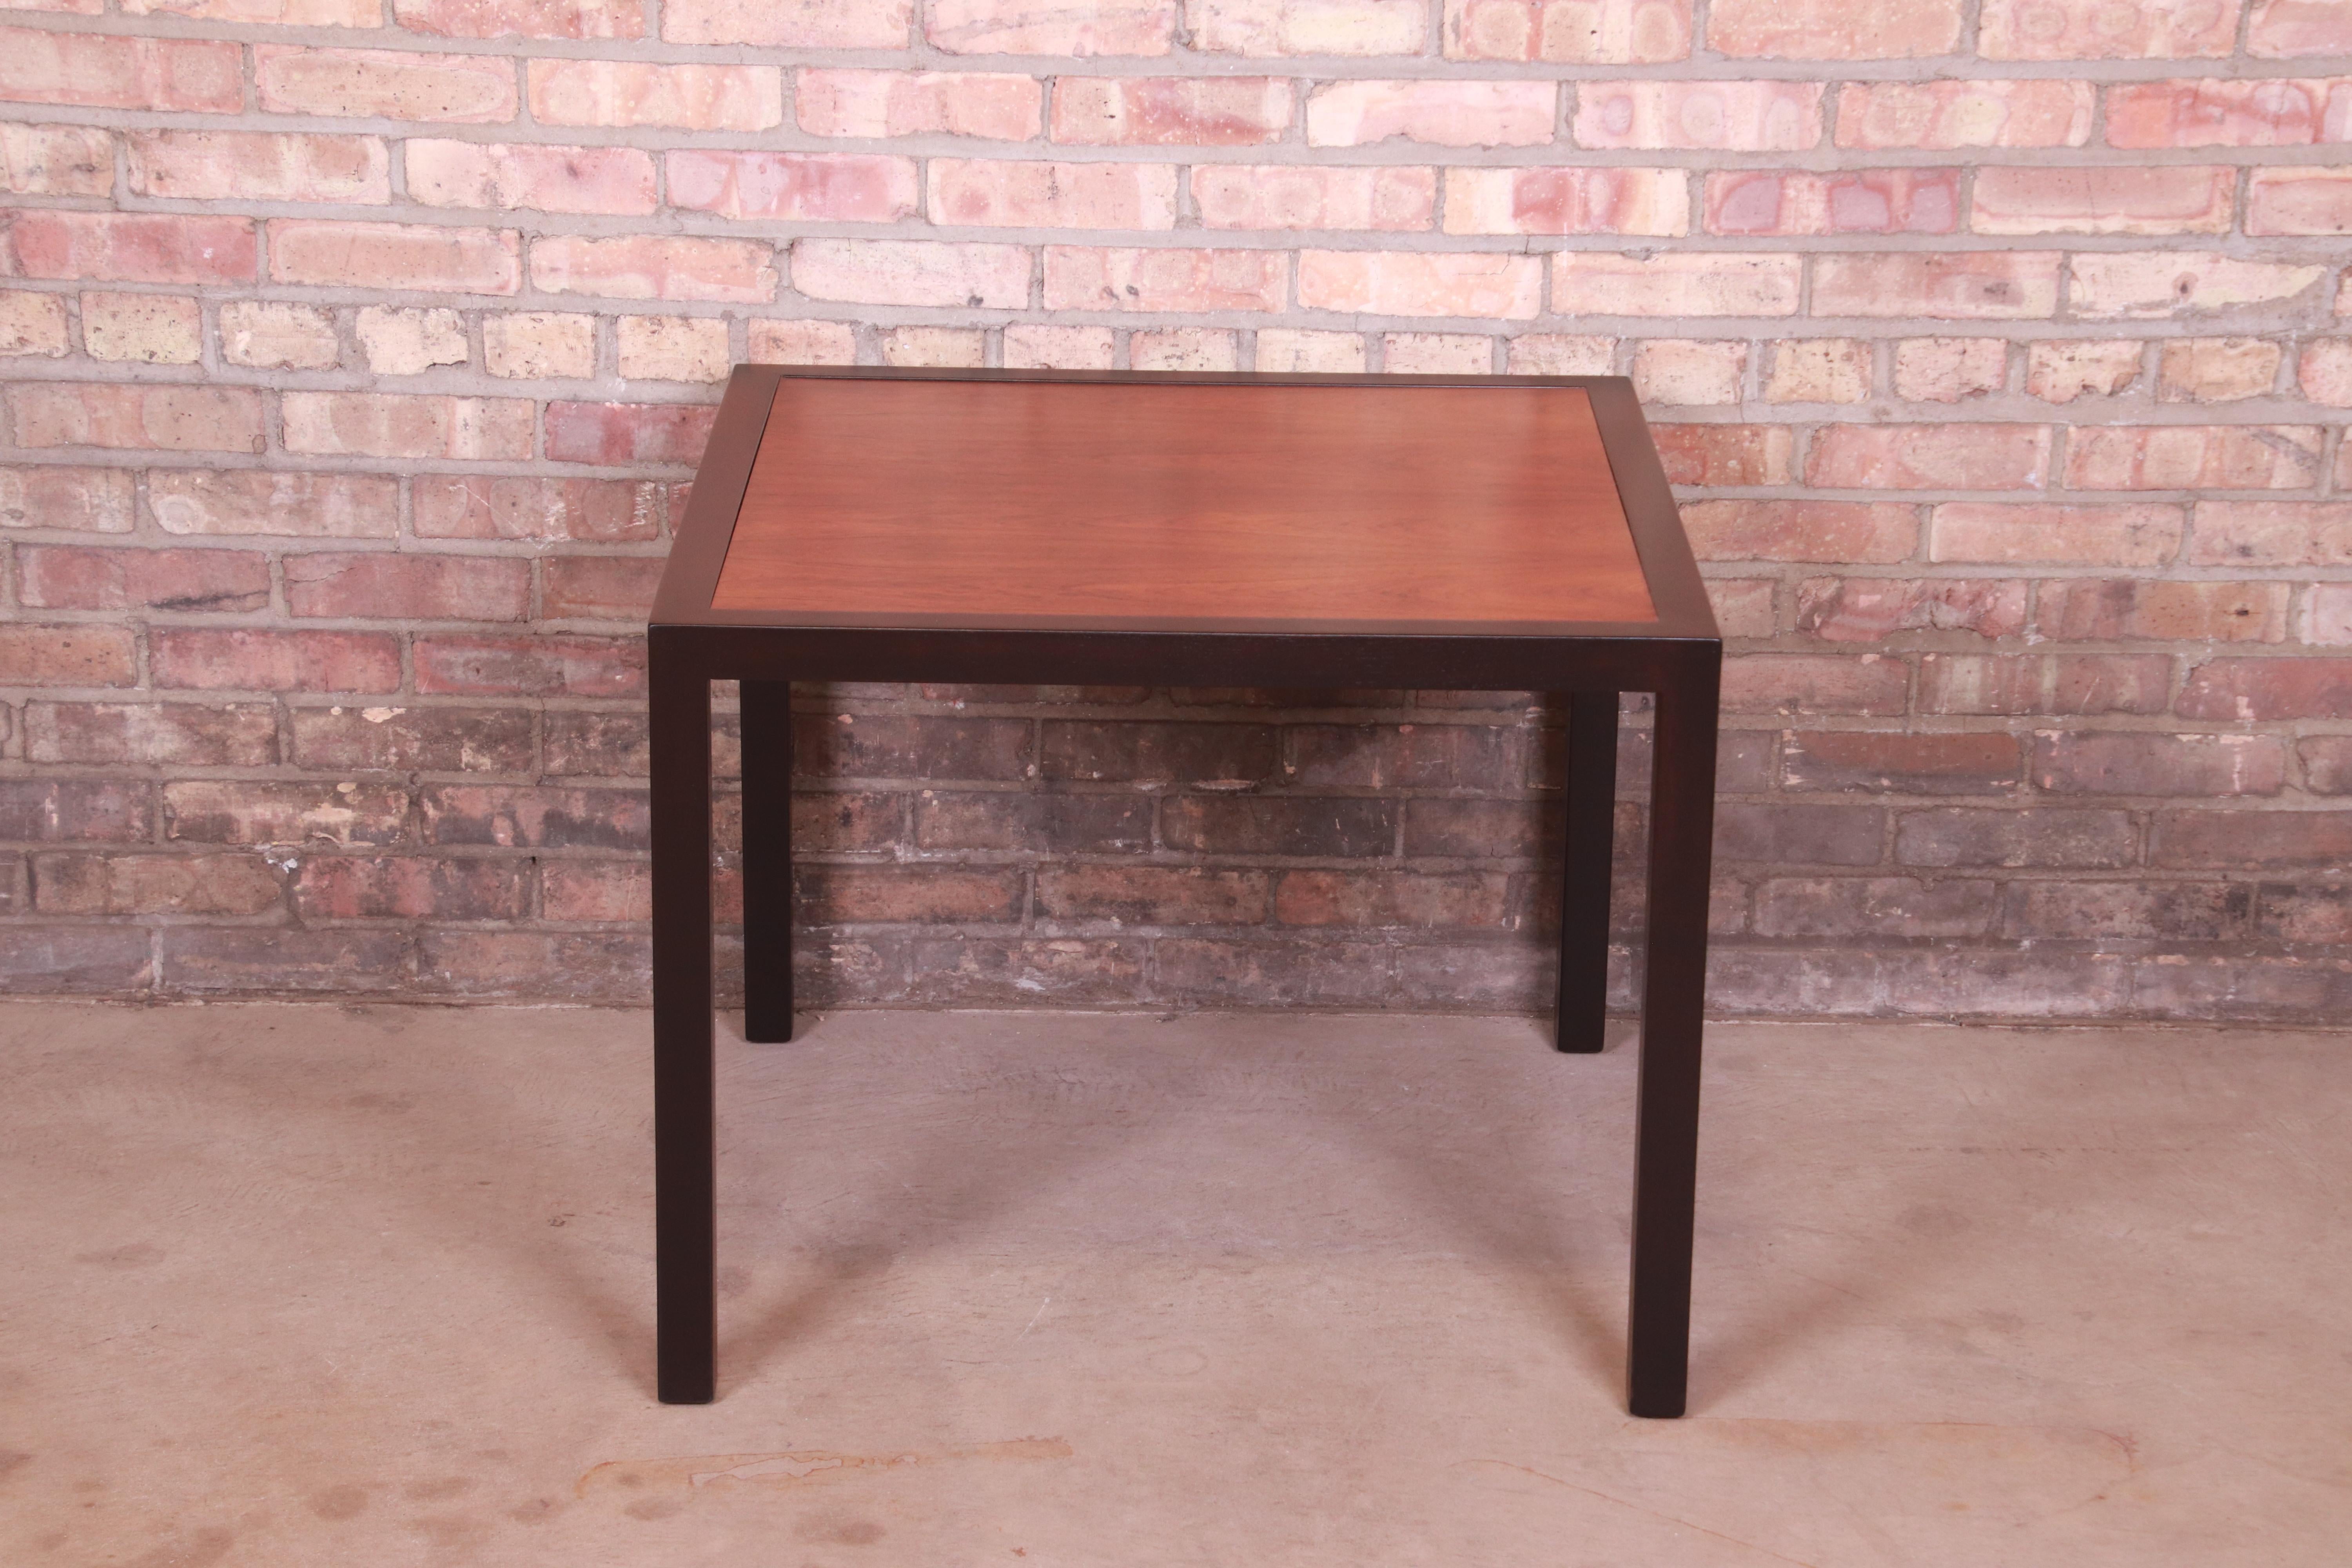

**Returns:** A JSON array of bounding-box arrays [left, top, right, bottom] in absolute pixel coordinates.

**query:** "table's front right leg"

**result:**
[[650, 640, 716, 1403]]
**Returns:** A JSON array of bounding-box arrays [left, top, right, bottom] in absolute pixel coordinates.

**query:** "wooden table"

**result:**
[[648, 367, 1722, 1417]]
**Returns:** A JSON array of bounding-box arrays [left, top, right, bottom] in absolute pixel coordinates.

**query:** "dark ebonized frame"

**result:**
[[648, 365, 1722, 1419]]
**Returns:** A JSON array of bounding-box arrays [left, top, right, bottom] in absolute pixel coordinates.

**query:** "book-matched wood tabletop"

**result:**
[[707, 377, 1658, 632]]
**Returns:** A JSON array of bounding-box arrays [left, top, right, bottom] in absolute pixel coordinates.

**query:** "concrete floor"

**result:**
[[1, 1004, 2346, 1567]]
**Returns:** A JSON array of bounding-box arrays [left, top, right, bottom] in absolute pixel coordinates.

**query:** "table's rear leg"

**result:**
[[1626, 660, 1720, 1419], [740, 680, 795, 1044], [651, 644, 717, 1404], [1556, 690, 1618, 1054]]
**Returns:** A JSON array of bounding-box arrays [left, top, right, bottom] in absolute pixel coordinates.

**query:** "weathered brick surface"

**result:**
[[0, 2, 2347, 1022]]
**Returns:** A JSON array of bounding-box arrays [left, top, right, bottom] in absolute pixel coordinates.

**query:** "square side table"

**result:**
[[648, 367, 1721, 1417]]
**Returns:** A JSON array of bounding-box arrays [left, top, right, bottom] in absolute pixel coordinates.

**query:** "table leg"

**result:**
[[1556, 691, 1617, 1054], [1626, 661, 1720, 1419], [651, 648, 717, 1404], [740, 680, 795, 1045]]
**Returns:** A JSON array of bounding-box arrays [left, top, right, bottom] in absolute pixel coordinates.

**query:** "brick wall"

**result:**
[[2, 0, 2349, 1020]]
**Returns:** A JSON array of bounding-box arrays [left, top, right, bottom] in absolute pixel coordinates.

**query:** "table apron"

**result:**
[[650, 624, 1718, 694]]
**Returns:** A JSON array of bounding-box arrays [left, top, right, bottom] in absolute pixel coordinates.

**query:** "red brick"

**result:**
[[2106, 78, 2332, 147], [0, 465, 134, 534], [1044, 246, 1286, 312], [1299, 250, 1540, 318], [1444, 167, 1686, 235], [528, 60, 782, 131], [2252, 883, 2352, 943], [904, 938, 1146, 1004], [35, 852, 280, 917], [1710, 0, 1962, 56], [0, 780, 152, 844], [1783, 730, 2023, 795], [529, 234, 775, 301], [1720, 654, 1910, 715], [420, 784, 646, 849], [1806, 424, 2050, 490], [1651, 424, 1792, 485], [800, 713, 1030, 781], [2157, 337, 2283, 402], [1550, 252, 1801, 315], [292, 855, 526, 920], [256, 45, 517, 122], [666, 150, 916, 222], [4, 211, 254, 285], [1835, 79, 2092, 148], [1714, 801, 1885, 864], [543, 402, 715, 466], [1795, 577, 2024, 641], [1974, 165, 2235, 235], [1920, 654, 2172, 717], [2038, 579, 2288, 642], [2302, 737, 2352, 794], [2009, 879, 2247, 941], [283, 553, 530, 621], [2302, 338, 2352, 405], [269, 220, 519, 293], [1201, 0, 1433, 55], [1285, 722, 1517, 789], [1931, 503, 2184, 565], [1895, 806, 2137, 867], [0, 28, 241, 113], [1039, 719, 1270, 784], [541, 860, 649, 921], [126, 131, 390, 203], [1163, 795, 1395, 856], [1979, 0, 2241, 58], [25, 701, 278, 766], [17, 546, 269, 613], [418, 931, 648, 999], [1306, 80, 1553, 147], [1682, 500, 1915, 563], [748, 319, 860, 366], [0, 124, 113, 196], [2177, 658, 2352, 720], [413, 475, 660, 542], [288, 704, 532, 772], [149, 471, 398, 539], [1754, 877, 1997, 938], [1053, 77, 1290, 145], [543, 711, 650, 776], [1576, 80, 1820, 149], [2247, 167, 2352, 235], [2152, 811, 2352, 869], [801, 864, 1024, 923], [162, 928, 411, 993], [2063, 426, 2325, 490], [1195, 165, 1435, 231], [2026, 340, 2144, 403], [2250, 0, 2352, 55], [0, 926, 153, 991], [927, 0, 1171, 52], [393, 0, 641, 37], [407, 140, 657, 215], [1273, 869, 1509, 928], [1705, 168, 1955, 235], [281, 394, 529, 461], [930, 158, 1177, 229], [12, 384, 263, 454], [1038, 865, 1266, 925], [152, 628, 402, 692], [667, 0, 909, 45], [2190, 502, 2352, 566], [0, 623, 136, 686], [799, 68, 1038, 139], [2034, 731, 2285, 796], [543, 556, 663, 620], [1443, 0, 1689, 60], [164, 780, 408, 846], [2068, 252, 2327, 316], [1892, 337, 2007, 402], [1811, 251, 2061, 318], [413, 633, 642, 696], [791, 238, 1030, 307], [126, 0, 379, 22]]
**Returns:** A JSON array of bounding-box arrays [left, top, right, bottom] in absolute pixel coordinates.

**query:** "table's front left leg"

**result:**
[[740, 680, 795, 1044], [651, 641, 717, 1403], [1626, 654, 1720, 1419]]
